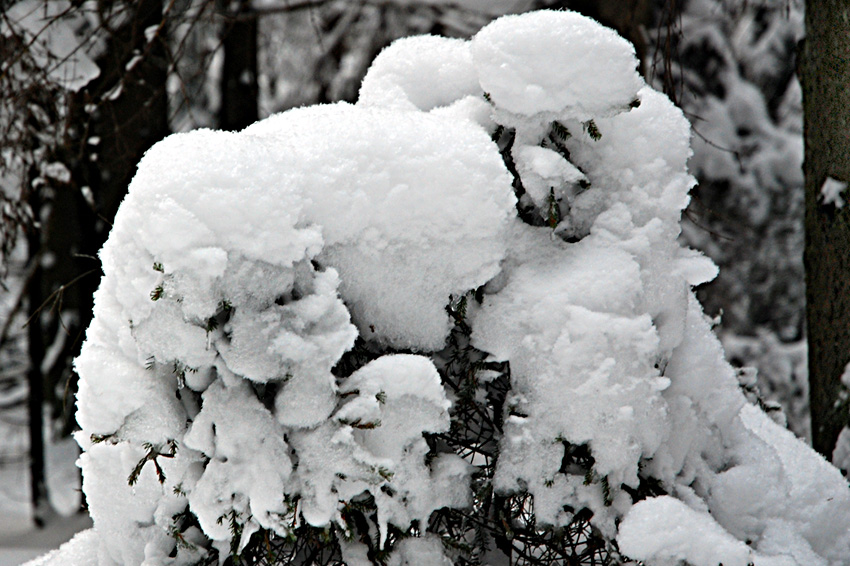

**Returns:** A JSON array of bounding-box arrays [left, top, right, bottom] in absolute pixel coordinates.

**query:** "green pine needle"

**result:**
[[583, 120, 602, 141]]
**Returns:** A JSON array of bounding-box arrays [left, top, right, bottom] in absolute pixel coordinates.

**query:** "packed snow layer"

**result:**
[[469, 46, 714, 532], [474, 228, 670, 517]]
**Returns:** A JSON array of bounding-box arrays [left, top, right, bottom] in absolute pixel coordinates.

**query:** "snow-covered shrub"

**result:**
[[61, 9, 850, 566]]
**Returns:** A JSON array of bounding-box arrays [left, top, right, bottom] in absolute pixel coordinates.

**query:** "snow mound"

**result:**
[[358, 35, 481, 111], [619, 496, 754, 566]]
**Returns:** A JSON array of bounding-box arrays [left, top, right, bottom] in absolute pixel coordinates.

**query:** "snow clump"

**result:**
[[820, 176, 848, 209]]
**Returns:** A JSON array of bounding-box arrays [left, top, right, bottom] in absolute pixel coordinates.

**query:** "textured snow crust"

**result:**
[[69, 9, 850, 566]]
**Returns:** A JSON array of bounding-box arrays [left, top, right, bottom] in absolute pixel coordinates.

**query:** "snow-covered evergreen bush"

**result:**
[[55, 9, 850, 566]]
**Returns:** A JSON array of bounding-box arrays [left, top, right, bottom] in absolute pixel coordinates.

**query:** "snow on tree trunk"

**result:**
[[54, 9, 850, 566]]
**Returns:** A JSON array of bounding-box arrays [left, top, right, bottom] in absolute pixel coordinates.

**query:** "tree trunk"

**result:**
[[219, 0, 259, 131], [801, 0, 850, 458], [26, 225, 46, 526]]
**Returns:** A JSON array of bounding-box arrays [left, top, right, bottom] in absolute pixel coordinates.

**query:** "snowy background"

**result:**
[[0, 436, 88, 565], [0, 0, 816, 564]]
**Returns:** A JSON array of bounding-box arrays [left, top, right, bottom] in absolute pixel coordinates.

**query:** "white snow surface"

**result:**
[[60, 8, 850, 566], [471, 10, 642, 119], [23, 530, 99, 566], [243, 104, 514, 350], [358, 36, 481, 111], [619, 495, 754, 566]]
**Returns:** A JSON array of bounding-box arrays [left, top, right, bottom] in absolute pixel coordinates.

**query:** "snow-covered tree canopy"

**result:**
[[60, 9, 850, 566]]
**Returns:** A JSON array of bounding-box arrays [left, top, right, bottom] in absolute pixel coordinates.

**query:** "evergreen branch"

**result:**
[[583, 119, 602, 141], [127, 440, 177, 486]]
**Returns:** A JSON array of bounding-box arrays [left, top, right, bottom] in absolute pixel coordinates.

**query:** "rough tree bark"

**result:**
[[800, 0, 850, 458], [219, 0, 259, 131]]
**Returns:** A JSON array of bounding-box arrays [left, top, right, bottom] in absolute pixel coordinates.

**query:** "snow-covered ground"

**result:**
[[0, 514, 91, 566], [0, 421, 90, 566]]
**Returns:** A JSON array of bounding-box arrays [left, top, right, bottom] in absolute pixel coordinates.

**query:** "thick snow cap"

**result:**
[[472, 10, 643, 119]]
